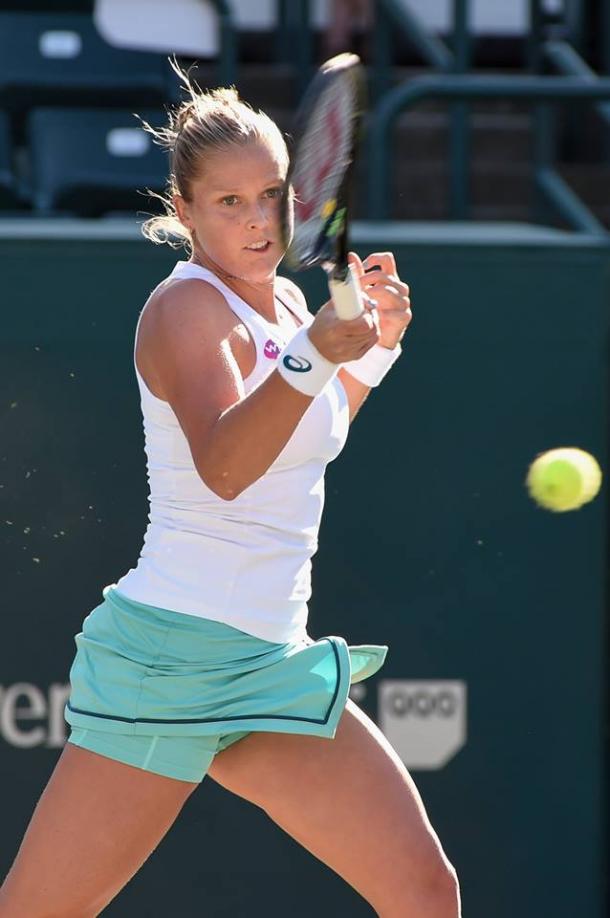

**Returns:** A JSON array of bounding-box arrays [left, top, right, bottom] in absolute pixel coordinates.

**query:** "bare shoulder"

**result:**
[[136, 278, 249, 400], [142, 278, 236, 340]]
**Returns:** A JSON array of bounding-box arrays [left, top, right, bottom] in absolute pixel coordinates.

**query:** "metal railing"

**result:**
[[369, 0, 474, 218], [275, 0, 472, 105], [212, 0, 609, 234], [368, 74, 610, 234], [372, 0, 470, 95], [529, 0, 610, 163]]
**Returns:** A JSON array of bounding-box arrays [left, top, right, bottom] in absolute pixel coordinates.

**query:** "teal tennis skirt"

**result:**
[[65, 585, 388, 746]]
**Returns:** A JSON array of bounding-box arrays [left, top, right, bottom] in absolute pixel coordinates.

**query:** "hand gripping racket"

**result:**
[[281, 53, 367, 320]]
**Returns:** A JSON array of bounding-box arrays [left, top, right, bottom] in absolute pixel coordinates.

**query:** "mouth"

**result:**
[[244, 240, 272, 253]]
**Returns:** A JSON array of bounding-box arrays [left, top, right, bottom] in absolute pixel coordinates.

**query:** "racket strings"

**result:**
[[290, 78, 356, 260]]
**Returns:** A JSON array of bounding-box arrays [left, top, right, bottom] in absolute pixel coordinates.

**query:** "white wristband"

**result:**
[[277, 326, 339, 397], [343, 342, 402, 388]]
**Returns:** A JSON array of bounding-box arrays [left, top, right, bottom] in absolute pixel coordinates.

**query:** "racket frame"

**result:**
[[282, 53, 367, 319]]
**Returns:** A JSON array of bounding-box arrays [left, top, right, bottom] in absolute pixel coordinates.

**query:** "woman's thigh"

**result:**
[[0, 742, 197, 918], [208, 699, 459, 916]]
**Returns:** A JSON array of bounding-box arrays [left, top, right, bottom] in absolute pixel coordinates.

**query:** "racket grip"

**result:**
[[328, 263, 364, 320]]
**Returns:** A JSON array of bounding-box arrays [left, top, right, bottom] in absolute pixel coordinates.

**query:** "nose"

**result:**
[[247, 200, 270, 231]]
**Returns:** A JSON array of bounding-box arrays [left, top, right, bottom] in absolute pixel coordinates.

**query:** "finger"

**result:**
[[365, 278, 409, 297], [362, 281, 410, 311], [364, 282, 400, 300], [357, 310, 378, 333], [363, 251, 397, 277], [362, 295, 380, 331], [378, 307, 412, 325], [364, 286, 411, 315], [361, 270, 390, 286], [362, 271, 410, 297], [335, 316, 372, 336], [359, 271, 403, 309], [347, 251, 365, 278], [370, 306, 380, 335]]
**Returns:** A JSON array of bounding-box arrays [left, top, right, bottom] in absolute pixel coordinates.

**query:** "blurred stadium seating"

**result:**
[[0, 13, 174, 114], [0, 1, 608, 226], [0, 1, 93, 9], [27, 107, 167, 216], [0, 109, 21, 209], [0, 8, 176, 216]]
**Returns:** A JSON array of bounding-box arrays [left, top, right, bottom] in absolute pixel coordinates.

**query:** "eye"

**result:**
[[265, 187, 282, 199], [221, 195, 238, 206]]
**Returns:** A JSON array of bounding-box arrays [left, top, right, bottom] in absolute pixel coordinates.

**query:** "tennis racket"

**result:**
[[281, 53, 367, 320]]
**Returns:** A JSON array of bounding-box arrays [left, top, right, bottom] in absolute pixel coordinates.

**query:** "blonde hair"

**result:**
[[138, 59, 289, 253]]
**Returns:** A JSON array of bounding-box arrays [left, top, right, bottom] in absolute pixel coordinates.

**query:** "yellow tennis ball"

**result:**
[[526, 447, 602, 512]]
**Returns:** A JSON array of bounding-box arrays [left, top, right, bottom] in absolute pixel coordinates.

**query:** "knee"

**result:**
[[374, 842, 461, 917], [420, 855, 461, 917]]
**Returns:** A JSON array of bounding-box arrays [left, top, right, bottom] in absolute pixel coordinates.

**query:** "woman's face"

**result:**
[[175, 139, 288, 283]]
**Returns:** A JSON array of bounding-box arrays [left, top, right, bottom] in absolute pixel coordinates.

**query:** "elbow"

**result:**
[[197, 465, 243, 501], [210, 483, 241, 501], [217, 486, 241, 502]]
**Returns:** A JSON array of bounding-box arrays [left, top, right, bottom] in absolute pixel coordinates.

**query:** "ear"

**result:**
[[173, 193, 193, 232]]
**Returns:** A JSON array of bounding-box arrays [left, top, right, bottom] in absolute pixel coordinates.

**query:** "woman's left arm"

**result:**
[[339, 251, 412, 422]]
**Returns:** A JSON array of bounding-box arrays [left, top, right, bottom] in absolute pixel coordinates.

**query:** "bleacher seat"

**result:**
[[27, 107, 168, 216], [0, 2, 93, 10], [0, 110, 22, 208], [0, 13, 174, 112]]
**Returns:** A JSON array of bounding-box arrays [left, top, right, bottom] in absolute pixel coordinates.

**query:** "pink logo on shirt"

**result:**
[[264, 339, 281, 359]]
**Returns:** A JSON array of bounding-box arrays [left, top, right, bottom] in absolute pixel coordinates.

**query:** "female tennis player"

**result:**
[[0, 71, 460, 918]]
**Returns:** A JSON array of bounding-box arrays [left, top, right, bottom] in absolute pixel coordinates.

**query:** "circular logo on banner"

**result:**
[[283, 355, 312, 373]]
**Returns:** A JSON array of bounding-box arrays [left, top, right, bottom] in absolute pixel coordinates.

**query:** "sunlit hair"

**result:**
[[138, 58, 289, 253]]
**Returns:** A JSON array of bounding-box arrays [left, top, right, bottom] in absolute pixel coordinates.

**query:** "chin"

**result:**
[[240, 259, 281, 284]]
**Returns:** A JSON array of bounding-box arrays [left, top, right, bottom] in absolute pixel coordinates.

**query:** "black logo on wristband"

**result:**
[[283, 355, 312, 373]]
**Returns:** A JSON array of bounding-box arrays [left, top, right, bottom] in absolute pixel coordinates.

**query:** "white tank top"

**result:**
[[114, 261, 350, 642]]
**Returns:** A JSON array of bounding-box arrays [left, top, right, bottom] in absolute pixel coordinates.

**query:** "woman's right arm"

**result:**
[[143, 280, 378, 500]]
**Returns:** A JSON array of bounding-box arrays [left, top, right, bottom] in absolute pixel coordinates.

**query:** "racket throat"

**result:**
[[328, 262, 348, 283]]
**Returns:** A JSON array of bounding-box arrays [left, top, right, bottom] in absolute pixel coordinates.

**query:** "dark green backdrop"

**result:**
[[1, 221, 607, 917]]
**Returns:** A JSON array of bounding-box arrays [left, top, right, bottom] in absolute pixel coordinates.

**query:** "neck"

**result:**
[[191, 248, 277, 320]]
